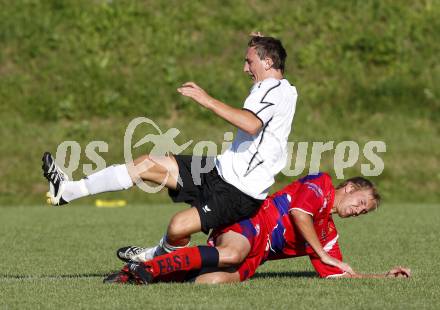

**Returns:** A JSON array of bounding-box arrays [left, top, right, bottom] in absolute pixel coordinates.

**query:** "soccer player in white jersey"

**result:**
[[42, 35, 299, 262]]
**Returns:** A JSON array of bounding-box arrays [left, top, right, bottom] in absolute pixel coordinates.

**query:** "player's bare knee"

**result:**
[[167, 215, 189, 241], [130, 154, 171, 183], [228, 251, 244, 265], [167, 208, 200, 242], [128, 155, 154, 181], [133, 154, 150, 166], [218, 247, 244, 266], [166, 221, 183, 241]]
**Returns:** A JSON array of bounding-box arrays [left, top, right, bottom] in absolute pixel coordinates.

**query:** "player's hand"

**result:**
[[177, 82, 214, 109], [321, 254, 355, 275], [385, 266, 411, 278]]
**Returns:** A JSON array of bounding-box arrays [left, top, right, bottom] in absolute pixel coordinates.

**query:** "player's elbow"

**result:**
[[291, 210, 312, 224], [243, 122, 262, 136], [245, 127, 260, 136], [241, 111, 263, 135]]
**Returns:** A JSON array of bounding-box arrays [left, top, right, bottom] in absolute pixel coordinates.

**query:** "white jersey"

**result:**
[[215, 78, 297, 199]]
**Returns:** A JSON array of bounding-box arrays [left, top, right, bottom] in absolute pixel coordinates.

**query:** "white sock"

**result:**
[[63, 164, 133, 202], [154, 235, 190, 256], [62, 180, 89, 202]]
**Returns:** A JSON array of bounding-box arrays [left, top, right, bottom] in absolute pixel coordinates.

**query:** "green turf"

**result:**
[[0, 203, 438, 309]]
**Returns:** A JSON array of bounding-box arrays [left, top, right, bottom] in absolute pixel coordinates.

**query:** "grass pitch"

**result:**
[[0, 203, 439, 309]]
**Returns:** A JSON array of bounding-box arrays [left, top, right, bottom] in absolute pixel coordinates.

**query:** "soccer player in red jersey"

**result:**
[[104, 173, 411, 284]]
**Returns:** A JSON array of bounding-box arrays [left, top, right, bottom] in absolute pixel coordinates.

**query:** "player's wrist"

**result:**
[[203, 96, 217, 110], [318, 251, 330, 260]]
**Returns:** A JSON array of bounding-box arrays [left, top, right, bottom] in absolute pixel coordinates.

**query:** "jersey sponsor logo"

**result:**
[[255, 224, 260, 236], [202, 205, 212, 213], [305, 182, 323, 198]]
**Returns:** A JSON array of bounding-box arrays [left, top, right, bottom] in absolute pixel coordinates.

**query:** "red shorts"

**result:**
[[209, 213, 269, 281]]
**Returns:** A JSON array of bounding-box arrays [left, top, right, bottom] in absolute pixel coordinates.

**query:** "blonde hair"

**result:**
[[336, 177, 381, 209]]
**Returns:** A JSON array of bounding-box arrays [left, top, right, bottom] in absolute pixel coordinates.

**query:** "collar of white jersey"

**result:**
[[250, 77, 285, 92]]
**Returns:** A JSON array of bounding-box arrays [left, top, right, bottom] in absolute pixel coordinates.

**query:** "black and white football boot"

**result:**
[[116, 246, 158, 263], [42, 152, 69, 206]]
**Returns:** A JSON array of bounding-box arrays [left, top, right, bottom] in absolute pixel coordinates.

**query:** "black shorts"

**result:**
[[168, 155, 264, 234]]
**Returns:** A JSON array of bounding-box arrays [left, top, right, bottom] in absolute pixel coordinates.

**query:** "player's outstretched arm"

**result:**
[[291, 209, 355, 275], [177, 82, 262, 135], [338, 266, 411, 279]]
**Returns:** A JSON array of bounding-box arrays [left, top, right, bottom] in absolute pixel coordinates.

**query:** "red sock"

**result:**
[[146, 247, 201, 278], [144, 246, 219, 279]]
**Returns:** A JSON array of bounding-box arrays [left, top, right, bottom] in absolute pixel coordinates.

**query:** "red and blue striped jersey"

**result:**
[[264, 172, 338, 258]]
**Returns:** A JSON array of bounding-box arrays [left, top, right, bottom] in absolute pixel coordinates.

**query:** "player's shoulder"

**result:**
[[257, 77, 282, 89], [298, 172, 332, 185], [272, 172, 330, 197], [298, 172, 333, 197]]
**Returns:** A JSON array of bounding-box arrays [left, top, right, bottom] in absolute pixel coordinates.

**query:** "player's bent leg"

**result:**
[[156, 218, 250, 266], [166, 208, 202, 244], [215, 231, 251, 267], [116, 235, 192, 263], [124, 231, 249, 283], [42, 152, 134, 205], [128, 154, 179, 190], [116, 208, 200, 263], [41, 152, 180, 205], [195, 270, 241, 284], [126, 245, 220, 284]]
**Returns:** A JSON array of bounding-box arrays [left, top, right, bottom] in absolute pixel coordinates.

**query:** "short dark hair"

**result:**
[[248, 36, 287, 73], [336, 177, 381, 209]]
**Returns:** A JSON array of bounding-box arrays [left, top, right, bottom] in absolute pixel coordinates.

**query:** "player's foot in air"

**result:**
[[116, 246, 158, 263], [41, 152, 69, 206]]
